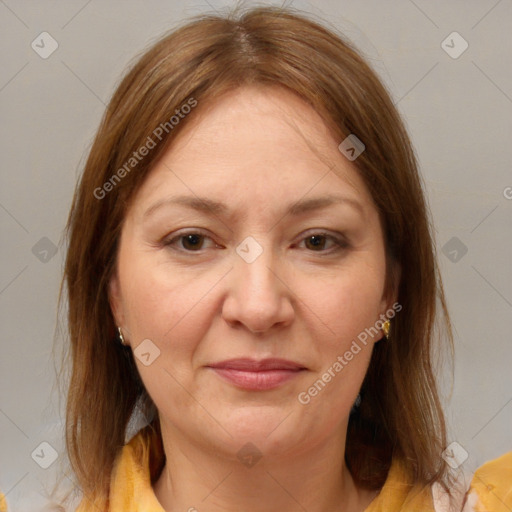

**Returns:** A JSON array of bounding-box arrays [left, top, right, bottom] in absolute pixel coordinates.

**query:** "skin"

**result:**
[[109, 84, 397, 512]]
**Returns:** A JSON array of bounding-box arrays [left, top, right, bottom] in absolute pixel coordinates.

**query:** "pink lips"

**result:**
[[207, 358, 306, 391]]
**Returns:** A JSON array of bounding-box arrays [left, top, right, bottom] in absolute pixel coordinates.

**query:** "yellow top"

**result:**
[[462, 451, 512, 512], [1, 431, 510, 511]]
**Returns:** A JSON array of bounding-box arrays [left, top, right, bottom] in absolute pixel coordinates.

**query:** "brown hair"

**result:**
[[60, 4, 454, 507]]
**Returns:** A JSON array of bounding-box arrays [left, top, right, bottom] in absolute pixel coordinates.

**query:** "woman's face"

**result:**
[[109, 85, 394, 460]]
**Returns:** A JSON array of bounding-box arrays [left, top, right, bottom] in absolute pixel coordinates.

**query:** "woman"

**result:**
[[41, 5, 510, 512]]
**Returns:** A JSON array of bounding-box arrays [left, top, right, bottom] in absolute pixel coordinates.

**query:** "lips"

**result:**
[[207, 358, 307, 390], [208, 358, 306, 371]]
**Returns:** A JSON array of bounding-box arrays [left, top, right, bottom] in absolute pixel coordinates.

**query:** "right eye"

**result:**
[[162, 230, 218, 252]]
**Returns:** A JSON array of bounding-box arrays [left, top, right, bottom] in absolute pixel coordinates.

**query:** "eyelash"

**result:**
[[162, 230, 350, 255]]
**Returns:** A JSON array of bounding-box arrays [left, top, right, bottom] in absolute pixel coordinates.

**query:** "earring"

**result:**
[[118, 326, 128, 346], [382, 319, 390, 340]]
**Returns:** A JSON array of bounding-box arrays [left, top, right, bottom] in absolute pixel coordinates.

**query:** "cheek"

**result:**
[[294, 268, 383, 429], [121, 257, 217, 343], [122, 263, 216, 410], [304, 261, 387, 348]]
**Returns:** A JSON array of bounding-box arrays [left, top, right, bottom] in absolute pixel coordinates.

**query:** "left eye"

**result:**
[[298, 233, 345, 252]]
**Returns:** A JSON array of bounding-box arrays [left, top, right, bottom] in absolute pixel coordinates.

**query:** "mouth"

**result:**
[[206, 358, 307, 391]]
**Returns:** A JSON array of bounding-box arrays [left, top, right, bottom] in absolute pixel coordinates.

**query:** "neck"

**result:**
[[153, 421, 377, 512]]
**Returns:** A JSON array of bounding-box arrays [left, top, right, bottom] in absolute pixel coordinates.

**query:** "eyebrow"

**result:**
[[143, 193, 364, 219]]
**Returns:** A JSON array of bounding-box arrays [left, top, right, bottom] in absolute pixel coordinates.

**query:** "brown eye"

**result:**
[[180, 234, 205, 251], [301, 233, 347, 253], [304, 234, 329, 251], [163, 231, 215, 252]]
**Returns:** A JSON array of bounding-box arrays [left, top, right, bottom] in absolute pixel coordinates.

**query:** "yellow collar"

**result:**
[[75, 425, 512, 512]]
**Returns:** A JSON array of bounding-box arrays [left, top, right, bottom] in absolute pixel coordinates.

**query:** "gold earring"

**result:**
[[118, 326, 128, 346], [382, 319, 390, 340]]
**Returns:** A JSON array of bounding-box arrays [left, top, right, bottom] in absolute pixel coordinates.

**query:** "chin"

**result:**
[[218, 411, 309, 452]]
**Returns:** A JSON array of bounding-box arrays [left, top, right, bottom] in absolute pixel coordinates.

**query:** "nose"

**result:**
[[221, 247, 295, 335]]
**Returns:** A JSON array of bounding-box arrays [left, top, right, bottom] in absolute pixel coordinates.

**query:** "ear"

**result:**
[[380, 260, 401, 315], [108, 271, 125, 327]]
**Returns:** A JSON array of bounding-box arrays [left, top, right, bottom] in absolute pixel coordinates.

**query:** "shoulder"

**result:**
[[365, 458, 439, 511], [0, 492, 7, 512], [462, 451, 512, 512], [432, 451, 512, 512], [75, 426, 162, 511], [366, 452, 512, 512]]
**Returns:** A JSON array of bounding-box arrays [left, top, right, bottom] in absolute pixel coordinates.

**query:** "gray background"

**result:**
[[1, 0, 511, 510]]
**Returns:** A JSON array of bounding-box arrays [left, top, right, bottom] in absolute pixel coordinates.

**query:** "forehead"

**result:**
[[164, 84, 341, 170], [129, 84, 373, 220]]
